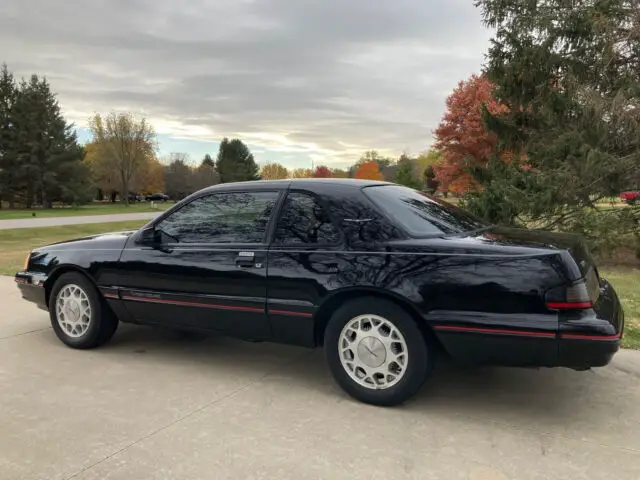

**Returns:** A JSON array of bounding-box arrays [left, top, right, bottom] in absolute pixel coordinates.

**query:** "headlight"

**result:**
[[23, 252, 31, 270]]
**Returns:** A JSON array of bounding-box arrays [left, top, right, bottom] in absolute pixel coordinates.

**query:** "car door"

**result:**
[[118, 189, 282, 340], [266, 190, 345, 346]]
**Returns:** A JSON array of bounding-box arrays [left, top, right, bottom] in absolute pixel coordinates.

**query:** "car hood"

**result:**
[[37, 230, 136, 251]]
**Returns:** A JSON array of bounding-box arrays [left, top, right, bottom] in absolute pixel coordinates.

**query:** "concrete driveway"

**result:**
[[1, 276, 639, 480]]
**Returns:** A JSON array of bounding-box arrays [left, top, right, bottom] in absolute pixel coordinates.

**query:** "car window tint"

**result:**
[[157, 191, 278, 243], [363, 185, 487, 236], [274, 192, 341, 245]]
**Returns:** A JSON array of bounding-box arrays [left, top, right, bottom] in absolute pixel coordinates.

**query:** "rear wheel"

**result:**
[[324, 297, 434, 406], [50, 272, 118, 349]]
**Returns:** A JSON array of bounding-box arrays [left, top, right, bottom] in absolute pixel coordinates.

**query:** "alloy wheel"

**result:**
[[338, 314, 409, 389]]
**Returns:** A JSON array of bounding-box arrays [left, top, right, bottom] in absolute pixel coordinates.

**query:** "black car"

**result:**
[[15, 179, 624, 406], [146, 193, 169, 202]]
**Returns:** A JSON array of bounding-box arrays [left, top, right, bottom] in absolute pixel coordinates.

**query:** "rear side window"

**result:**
[[364, 185, 486, 236], [274, 192, 341, 245], [156, 191, 279, 243]]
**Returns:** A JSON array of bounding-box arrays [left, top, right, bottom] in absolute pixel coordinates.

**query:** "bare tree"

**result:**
[[88, 112, 156, 205]]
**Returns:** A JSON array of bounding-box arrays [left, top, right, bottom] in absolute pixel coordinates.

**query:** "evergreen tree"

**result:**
[[469, 0, 639, 252], [0, 63, 18, 208], [201, 153, 215, 168], [215, 138, 259, 183], [12, 75, 88, 207], [395, 156, 420, 189], [424, 166, 439, 194]]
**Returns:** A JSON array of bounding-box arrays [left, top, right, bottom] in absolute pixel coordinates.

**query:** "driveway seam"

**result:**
[[63, 349, 314, 480], [0, 327, 51, 340]]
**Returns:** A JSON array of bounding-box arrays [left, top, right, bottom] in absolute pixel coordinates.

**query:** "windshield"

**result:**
[[363, 185, 487, 236]]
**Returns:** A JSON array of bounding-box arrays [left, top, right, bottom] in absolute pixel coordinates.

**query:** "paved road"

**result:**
[[0, 212, 159, 230], [2, 275, 639, 480]]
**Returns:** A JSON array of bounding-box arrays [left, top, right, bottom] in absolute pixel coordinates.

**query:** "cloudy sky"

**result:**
[[0, 0, 491, 168]]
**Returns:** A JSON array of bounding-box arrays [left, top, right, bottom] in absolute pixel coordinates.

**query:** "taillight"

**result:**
[[546, 280, 594, 310]]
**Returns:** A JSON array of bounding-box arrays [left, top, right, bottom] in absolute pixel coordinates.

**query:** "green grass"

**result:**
[[0, 202, 171, 220], [0, 221, 146, 275], [0, 221, 638, 349], [600, 268, 640, 349]]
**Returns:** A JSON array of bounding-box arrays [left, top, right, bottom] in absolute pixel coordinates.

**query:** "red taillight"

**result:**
[[546, 280, 594, 310], [546, 301, 592, 310]]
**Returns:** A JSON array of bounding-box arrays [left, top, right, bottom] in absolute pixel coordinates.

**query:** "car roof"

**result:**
[[198, 178, 390, 194]]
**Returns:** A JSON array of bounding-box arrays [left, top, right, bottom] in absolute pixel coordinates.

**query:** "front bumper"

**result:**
[[15, 272, 48, 311], [558, 279, 623, 369]]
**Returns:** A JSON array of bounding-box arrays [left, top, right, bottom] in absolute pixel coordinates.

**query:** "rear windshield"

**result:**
[[363, 185, 487, 236]]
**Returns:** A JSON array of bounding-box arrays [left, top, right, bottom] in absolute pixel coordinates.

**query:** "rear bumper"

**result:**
[[558, 279, 623, 369], [15, 272, 48, 311]]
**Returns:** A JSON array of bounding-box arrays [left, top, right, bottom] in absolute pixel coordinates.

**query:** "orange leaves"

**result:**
[[433, 74, 508, 194], [354, 161, 383, 180], [312, 165, 332, 178]]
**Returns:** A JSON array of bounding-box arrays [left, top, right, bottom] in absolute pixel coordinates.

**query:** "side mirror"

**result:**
[[138, 227, 159, 245]]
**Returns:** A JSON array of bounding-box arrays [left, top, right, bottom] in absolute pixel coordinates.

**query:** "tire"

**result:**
[[49, 272, 118, 349], [324, 297, 434, 406]]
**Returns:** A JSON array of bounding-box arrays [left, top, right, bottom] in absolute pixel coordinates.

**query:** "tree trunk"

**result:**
[[122, 180, 129, 206], [110, 191, 117, 203], [8, 194, 15, 209]]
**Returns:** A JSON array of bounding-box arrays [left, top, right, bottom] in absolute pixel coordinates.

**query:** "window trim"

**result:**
[[269, 189, 345, 248], [141, 189, 284, 247]]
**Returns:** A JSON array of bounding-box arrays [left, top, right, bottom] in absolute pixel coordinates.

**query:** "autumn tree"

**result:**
[[88, 112, 156, 205], [290, 168, 312, 178], [134, 156, 164, 194], [216, 138, 259, 183], [350, 150, 393, 177], [260, 163, 289, 180], [84, 141, 118, 201], [433, 74, 507, 195], [354, 161, 383, 180], [312, 165, 332, 178]]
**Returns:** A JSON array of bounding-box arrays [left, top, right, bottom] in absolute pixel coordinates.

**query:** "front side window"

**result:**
[[274, 192, 341, 245], [363, 185, 487, 236], [156, 191, 279, 243]]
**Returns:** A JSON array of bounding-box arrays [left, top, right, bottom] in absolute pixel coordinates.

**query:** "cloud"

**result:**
[[0, 0, 491, 167]]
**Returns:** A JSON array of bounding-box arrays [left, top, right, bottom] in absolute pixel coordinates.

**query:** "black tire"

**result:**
[[324, 297, 435, 406], [49, 272, 118, 349]]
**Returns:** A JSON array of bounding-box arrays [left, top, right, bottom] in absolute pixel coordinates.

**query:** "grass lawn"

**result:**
[[0, 221, 146, 275], [600, 268, 640, 349], [0, 202, 172, 220], [0, 222, 638, 349]]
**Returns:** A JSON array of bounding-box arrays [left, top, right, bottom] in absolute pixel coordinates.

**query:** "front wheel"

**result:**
[[324, 298, 434, 406], [49, 272, 118, 349]]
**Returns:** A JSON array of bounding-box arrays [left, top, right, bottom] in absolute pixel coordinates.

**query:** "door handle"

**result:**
[[236, 251, 255, 268]]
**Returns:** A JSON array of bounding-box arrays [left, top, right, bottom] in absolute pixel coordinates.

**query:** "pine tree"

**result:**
[[12, 74, 88, 207], [215, 138, 259, 183], [0, 63, 17, 208], [469, 0, 640, 252]]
